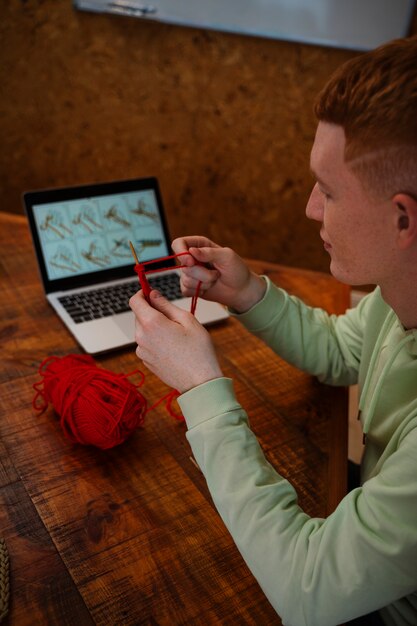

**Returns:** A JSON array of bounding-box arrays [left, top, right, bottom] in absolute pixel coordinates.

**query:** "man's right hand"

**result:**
[[171, 236, 267, 313]]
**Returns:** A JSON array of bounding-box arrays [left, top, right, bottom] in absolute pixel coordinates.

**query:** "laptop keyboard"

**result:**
[[58, 273, 183, 324]]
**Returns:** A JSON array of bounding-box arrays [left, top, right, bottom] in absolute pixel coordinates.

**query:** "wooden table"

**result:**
[[0, 213, 349, 625]]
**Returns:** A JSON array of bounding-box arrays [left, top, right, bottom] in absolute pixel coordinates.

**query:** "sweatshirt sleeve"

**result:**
[[233, 278, 373, 386], [179, 379, 417, 626]]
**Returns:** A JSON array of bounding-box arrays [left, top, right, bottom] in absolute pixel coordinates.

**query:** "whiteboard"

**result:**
[[74, 0, 415, 51]]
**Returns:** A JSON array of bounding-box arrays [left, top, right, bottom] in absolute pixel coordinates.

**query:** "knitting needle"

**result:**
[[129, 240, 140, 264], [129, 240, 151, 303]]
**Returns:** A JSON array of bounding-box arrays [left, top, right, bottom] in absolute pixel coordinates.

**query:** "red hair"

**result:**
[[315, 36, 417, 197]]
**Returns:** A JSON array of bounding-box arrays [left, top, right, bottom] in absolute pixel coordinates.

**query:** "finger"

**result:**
[[171, 236, 220, 255], [171, 237, 189, 254], [179, 274, 202, 298], [172, 238, 205, 268], [149, 290, 189, 323], [135, 344, 147, 363], [129, 290, 154, 321], [181, 280, 215, 301], [177, 252, 196, 268], [188, 245, 229, 269], [134, 324, 146, 357], [181, 264, 219, 284], [129, 290, 142, 312]]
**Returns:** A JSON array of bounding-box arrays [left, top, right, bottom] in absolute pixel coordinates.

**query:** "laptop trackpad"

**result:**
[[112, 311, 135, 341], [74, 313, 135, 354]]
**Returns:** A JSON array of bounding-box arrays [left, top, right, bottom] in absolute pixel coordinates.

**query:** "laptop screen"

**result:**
[[32, 189, 170, 281], [24, 177, 174, 293]]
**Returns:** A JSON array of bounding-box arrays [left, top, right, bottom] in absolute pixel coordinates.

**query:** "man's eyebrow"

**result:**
[[310, 167, 331, 189]]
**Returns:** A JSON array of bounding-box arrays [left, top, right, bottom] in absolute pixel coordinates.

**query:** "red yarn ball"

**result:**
[[33, 354, 146, 449]]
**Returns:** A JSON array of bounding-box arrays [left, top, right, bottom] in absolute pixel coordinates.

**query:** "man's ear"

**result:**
[[392, 192, 417, 249]]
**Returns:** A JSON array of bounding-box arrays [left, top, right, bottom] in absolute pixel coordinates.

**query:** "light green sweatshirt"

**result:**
[[178, 278, 417, 626]]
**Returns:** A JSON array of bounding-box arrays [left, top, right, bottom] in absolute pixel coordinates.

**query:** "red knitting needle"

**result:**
[[129, 241, 151, 303]]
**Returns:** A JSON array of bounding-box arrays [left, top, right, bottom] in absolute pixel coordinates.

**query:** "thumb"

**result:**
[[189, 246, 225, 267], [190, 246, 237, 271], [149, 290, 187, 322]]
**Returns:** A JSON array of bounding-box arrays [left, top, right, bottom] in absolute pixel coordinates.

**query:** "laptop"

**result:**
[[23, 177, 229, 354]]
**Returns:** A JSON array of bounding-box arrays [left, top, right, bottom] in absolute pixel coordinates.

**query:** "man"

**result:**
[[129, 36, 417, 626]]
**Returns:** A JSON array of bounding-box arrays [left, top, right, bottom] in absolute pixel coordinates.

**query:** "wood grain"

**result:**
[[0, 214, 349, 624]]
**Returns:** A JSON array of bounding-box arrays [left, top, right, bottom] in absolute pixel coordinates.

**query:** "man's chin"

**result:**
[[329, 263, 375, 288], [329, 262, 359, 286]]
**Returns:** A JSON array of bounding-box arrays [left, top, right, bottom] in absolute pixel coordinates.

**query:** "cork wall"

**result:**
[[1, 1, 416, 271]]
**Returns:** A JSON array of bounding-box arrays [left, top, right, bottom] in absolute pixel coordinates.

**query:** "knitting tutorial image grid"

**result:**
[[33, 190, 169, 280]]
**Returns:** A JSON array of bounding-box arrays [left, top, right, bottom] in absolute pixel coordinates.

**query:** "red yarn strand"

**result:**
[[133, 251, 202, 314]]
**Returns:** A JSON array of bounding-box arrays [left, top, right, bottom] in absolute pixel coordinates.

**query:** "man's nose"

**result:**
[[306, 183, 324, 222]]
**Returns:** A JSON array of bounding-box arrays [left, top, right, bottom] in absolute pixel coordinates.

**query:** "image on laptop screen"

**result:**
[[31, 189, 170, 281]]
